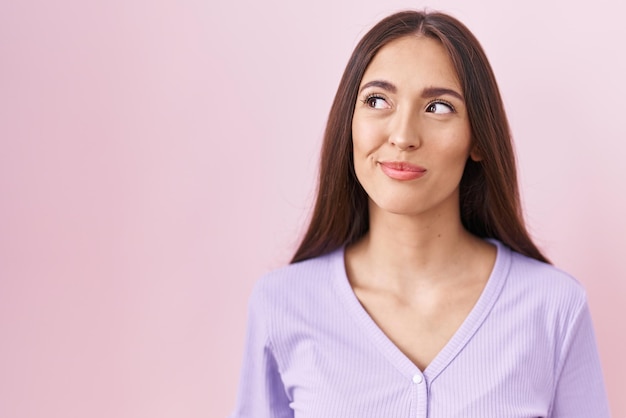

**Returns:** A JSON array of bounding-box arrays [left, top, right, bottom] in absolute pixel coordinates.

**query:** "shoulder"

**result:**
[[509, 247, 584, 294], [249, 248, 343, 312], [488, 242, 595, 360], [497, 242, 588, 318]]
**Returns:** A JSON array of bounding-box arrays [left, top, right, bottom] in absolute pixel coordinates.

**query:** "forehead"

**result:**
[[361, 35, 461, 91]]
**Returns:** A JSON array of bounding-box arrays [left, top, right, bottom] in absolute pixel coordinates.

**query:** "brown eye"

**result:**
[[426, 101, 454, 114], [364, 95, 390, 109]]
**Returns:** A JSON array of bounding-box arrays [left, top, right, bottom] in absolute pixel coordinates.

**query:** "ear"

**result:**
[[469, 144, 483, 162]]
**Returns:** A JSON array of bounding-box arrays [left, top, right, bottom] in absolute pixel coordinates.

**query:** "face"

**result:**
[[352, 35, 479, 220]]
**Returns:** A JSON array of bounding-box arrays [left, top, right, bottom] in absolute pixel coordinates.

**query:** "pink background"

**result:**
[[1, 0, 624, 416]]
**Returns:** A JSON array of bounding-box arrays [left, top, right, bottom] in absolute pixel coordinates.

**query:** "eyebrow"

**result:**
[[359, 80, 396, 94], [359, 80, 464, 101], [421, 86, 464, 101]]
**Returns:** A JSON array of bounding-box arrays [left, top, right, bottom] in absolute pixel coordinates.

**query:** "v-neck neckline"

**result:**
[[329, 239, 512, 384]]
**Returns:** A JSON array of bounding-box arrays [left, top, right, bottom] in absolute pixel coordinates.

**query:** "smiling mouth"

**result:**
[[378, 161, 427, 181]]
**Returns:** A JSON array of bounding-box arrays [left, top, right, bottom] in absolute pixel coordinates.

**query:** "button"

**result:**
[[412, 374, 423, 384]]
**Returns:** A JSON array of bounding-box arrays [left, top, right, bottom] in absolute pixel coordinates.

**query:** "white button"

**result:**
[[412, 374, 423, 384]]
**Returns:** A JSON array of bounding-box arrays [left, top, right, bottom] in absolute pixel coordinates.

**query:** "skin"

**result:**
[[345, 35, 497, 371]]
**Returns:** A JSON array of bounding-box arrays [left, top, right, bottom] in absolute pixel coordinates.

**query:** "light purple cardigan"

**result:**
[[230, 240, 610, 417]]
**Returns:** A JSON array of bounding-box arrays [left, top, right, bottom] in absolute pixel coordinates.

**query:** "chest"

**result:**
[[353, 283, 484, 370], [274, 301, 554, 418]]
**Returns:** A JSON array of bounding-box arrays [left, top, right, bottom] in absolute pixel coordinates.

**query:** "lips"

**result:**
[[379, 161, 427, 181]]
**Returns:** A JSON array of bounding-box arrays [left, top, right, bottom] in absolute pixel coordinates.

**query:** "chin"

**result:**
[[370, 199, 428, 217]]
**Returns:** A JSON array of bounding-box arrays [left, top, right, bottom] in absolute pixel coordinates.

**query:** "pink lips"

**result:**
[[379, 161, 427, 181]]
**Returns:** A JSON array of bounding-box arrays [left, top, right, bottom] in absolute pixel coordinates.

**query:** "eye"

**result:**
[[363, 94, 391, 109], [426, 100, 455, 114]]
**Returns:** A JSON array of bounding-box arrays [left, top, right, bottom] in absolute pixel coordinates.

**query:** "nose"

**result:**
[[388, 107, 421, 150]]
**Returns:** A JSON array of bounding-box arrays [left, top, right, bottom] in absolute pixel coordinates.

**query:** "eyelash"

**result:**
[[426, 99, 455, 113], [361, 93, 387, 108], [361, 94, 456, 113]]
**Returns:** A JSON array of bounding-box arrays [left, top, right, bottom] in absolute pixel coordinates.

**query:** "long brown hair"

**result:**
[[292, 10, 549, 264]]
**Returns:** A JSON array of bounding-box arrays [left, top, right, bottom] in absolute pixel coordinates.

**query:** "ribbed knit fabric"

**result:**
[[230, 240, 610, 417]]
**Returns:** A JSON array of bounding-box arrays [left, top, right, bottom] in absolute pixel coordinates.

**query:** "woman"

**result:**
[[230, 10, 610, 417]]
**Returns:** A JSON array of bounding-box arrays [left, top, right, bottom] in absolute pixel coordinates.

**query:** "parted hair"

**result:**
[[291, 10, 549, 264]]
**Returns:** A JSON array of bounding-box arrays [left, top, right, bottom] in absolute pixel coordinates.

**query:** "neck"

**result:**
[[347, 201, 491, 290]]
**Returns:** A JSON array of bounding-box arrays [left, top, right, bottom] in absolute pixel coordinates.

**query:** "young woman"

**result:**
[[230, 10, 610, 418]]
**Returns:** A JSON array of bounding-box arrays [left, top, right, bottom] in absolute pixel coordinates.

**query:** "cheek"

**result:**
[[438, 127, 472, 159], [351, 126, 377, 188], [430, 133, 473, 179], [352, 119, 384, 158]]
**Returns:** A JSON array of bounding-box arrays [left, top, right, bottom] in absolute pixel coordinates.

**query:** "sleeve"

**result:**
[[549, 299, 611, 417], [229, 281, 293, 418]]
